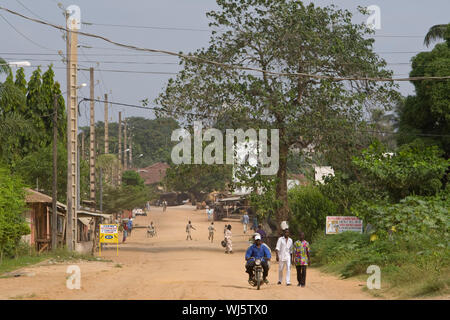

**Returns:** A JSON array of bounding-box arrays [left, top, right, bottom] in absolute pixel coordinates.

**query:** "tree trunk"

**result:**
[[275, 128, 289, 234]]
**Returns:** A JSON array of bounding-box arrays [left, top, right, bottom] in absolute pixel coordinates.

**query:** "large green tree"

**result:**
[[157, 0, 397, 228], [397, 36, 450, 157]]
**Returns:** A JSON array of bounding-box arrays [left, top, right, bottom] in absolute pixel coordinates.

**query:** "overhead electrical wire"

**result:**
[[0, 13, 54, 51], [78, 98, 450, 138], [81, 20, 428, 39], [1, 6, 449, 82]]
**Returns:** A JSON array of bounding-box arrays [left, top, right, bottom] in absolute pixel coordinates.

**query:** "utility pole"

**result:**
[[52, 94, 58, 250], [99, 169, 103, 212], [129, 135, 133, 169], [89, 67, 96, 205], [81, 131, 85, 161], [66, 5, 80, 251], [104, 93, 109, 154], [118, 111, 122, 186], [124, 117, 127, 171]]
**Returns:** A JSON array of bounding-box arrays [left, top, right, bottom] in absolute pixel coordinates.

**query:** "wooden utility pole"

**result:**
[[81, 131, 85, 161], [124, 117, 127, 171], [129, 135, 132, 169], [104, 93, 109, 154], [118, 111, 122, 186], [66, 8, 79, 251], [52, 94, 58, 250], [89, 67, 96, 204]]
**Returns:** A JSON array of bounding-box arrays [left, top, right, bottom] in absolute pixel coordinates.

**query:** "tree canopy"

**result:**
[[157, 0, 398, 228]]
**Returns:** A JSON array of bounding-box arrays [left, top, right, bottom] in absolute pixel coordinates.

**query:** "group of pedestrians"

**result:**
[[275, 229, 310, 287], [120, 218, 133, 243]]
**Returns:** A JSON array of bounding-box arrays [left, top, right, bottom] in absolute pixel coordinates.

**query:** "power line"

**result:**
[[79, 97, 450, 138], [82, 21, 213, 32], [0, 56, 431, 67], [81, 21, 427, 39], [0, 13, 53, 51], [15, 0, 46, 21], [1, 7, 449, 82]]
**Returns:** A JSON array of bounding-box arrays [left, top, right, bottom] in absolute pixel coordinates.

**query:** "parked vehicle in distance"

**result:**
[[133, 208, 146, 216]]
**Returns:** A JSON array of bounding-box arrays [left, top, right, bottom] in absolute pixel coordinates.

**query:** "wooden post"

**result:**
[[52, 94, 58, 250], [129, 135, 132, 169], [118, 112, 122, 186], [104, 94, 109, 154], [124, 117, 127, 171]]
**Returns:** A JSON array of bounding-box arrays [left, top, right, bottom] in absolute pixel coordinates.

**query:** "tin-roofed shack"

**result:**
[[23, 188, 112, 254], [24, 188, 67, 253]]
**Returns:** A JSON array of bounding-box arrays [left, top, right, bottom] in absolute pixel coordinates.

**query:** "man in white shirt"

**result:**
[[275, 229, 293, 286]]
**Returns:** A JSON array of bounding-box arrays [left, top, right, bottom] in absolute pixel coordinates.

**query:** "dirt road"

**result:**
[[0, 205, 375, 300]]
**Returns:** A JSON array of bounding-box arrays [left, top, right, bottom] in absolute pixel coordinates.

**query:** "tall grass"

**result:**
[[311, 232, 449, 298]]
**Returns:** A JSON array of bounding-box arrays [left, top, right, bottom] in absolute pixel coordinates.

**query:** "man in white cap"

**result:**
[[245, 233, 271, 284], [275, 228, 293, 286]]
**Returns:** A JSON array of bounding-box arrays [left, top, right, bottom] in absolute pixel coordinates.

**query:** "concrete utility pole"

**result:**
[[118, 111, 122, 186], [89, 67, 96, 204], [104, 93, 109, 154], [124, 117, 127, 171], [66, 5, 80, 251]]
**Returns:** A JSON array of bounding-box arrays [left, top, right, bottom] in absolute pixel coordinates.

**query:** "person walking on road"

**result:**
[[122, 221, 128, 243], [275, 229, 293, 286], [127, 218, 133, 236], [242, 211, 249, 234], [208, 222, 216, 243], [186, 220, 196, 240], [225, 224, 233, 254], [163, 200, 167, 212], [293, 231, 310, 287]]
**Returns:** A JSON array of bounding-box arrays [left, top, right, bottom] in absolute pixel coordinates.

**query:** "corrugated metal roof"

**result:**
[[25, 188, 67, 209]]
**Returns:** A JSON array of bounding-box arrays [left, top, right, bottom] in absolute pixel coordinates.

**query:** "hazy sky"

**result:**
[[1, 0, 449, 127]]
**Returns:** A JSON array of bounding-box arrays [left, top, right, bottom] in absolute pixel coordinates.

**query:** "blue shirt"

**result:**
[[245, 244, 271, 261], [127, 221, 132, 229], [242, 214, 249, 224]]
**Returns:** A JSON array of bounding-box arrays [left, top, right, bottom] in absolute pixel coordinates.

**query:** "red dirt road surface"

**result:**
[[0, 205, 375, 300]]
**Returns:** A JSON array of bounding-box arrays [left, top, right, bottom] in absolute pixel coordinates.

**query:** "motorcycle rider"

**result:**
[[245, 233, 271, 285]]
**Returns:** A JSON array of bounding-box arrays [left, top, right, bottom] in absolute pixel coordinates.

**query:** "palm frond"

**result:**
[[424, 24, 449, 47], [0, 58, 10, 75]]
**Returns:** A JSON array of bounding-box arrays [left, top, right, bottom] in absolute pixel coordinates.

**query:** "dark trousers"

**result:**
[[296, 265, 307, 286], [246, 260, 269, 279]]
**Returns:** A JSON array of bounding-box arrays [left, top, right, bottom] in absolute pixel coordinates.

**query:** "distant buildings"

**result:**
[[134, 162, 170, 189]]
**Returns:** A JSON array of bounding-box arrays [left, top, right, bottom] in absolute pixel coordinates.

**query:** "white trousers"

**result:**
[[278, 260, 291, 284]]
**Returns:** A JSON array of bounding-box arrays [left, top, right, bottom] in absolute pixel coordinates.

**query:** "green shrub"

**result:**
[[0, 167, 30, 261], [288, 185, 338, 241]]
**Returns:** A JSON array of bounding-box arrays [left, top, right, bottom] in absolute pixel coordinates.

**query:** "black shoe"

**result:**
[[287, 283, 291, 286], [301, 284, 305, 287], [277, 281, 281, 285]]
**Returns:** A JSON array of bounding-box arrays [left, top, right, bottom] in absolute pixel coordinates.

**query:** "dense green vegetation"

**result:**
[[0, 167, 30, 262], [80, 116, 179, 168]]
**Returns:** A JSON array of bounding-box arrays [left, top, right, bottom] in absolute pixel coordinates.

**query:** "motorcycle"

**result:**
[[251, 258, 264, 290]]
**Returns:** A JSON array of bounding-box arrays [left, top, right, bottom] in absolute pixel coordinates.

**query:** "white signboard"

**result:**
[[326, 216, 363, 234]]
